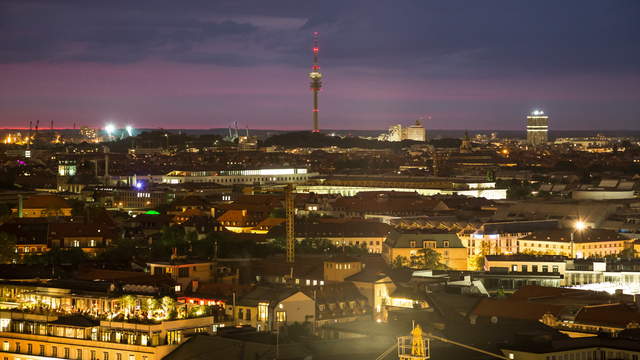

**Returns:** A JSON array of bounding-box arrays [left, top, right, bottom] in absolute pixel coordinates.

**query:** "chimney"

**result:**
[[171, 247, 177, 260], [191, 280, 199, 293]]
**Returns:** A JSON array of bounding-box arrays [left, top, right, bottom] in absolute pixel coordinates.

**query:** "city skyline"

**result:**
[[1, 0, 639, 131]]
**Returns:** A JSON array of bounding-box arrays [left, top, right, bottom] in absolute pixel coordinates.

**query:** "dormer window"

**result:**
[[410, 241, 416, 248], [442, 240, 449, 248]]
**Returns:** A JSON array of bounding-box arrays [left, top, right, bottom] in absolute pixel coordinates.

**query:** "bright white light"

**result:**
[[125, 125, 133, 137], [105, 123, 116, 136], [532, 110, 545, 116], [135, 181, 143, 190], [574, 220, 587, 231]]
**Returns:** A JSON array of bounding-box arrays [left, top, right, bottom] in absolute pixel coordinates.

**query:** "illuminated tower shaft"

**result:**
[[309, 32, 323, 132]]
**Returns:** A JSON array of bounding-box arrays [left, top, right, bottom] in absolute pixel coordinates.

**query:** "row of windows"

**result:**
[[70, 239, 101, 247], [16, 246, 47, 253], [409, 240, 449, 248], [519, 241, 624, 249], [544, 351, 639, 360], [326, 263, 355, 270], [2, 341, 145, 360], [510, 264, 560, 273]]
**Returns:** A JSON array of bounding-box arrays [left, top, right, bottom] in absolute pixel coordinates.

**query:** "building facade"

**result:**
[[526, 110, 549, 146], [382, 230, 468, 270]]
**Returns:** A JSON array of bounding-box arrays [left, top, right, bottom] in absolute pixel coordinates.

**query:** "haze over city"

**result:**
[[1, 0, 640, 131]]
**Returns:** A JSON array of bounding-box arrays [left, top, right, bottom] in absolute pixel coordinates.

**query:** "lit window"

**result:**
[[258, 303, 269, 322]]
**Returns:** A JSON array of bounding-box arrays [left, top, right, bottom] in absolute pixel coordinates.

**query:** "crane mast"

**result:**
[[285, 184, 295, 264]]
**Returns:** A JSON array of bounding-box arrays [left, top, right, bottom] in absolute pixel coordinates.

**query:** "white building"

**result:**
[[162, 168, 316, 185], [385, 121, 426, 142]]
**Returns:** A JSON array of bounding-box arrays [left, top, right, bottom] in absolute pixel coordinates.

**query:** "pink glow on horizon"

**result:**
[[1, 61, 639, 130]]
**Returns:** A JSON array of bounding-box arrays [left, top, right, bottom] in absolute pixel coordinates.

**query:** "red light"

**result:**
[[312, 109, 319, 112], [313, 47, 319, 52]]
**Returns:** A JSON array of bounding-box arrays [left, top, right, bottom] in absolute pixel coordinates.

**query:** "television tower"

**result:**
[[309, 32, 323, 133]]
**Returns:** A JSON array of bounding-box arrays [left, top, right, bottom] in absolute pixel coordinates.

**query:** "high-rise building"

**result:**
[[309, 32, 323, 132], [385, 121, 426, 142], [406, 120, 426, 141], [526, 110, 549, 146], [388, 124, 403, 141]]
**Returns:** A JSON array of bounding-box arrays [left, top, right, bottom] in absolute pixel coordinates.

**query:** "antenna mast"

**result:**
[[309, 32, 323, 133]]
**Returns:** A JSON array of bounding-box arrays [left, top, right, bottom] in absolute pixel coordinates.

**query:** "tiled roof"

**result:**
[[0, 222, 49, 244], [22, 195, 71, 209], [510, 285, 603, 301], [49, 223, 115, 238], [471, 298, 564, 321], [332, 191, 449, 214], [521, 228, 627, 243], [479, 220, 560, 234], [74, 268, 174, 286], [575, 303, 640, 328], [384, 229, 465, 248], [216, 209, 265, 227], [268, 220, 392, 238], [237, 286, 305, 307]]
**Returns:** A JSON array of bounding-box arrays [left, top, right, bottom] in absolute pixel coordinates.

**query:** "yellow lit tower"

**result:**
[[309, 32, 323, 132]]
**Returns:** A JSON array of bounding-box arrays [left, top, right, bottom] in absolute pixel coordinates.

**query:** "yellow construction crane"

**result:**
[[376, 325, 508, 360], [285, 184, 295, 264]]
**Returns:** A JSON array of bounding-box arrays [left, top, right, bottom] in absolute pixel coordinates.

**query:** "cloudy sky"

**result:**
[[1, 0, 639, 130]]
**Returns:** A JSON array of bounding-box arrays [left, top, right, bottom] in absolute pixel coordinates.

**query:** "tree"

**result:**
[[392, 255, 408, 269], [22, 247, 87, 266], [96, 236, 136, 264], [298, 238, 335, 254], [620, 247, 637, 261], [412, 248, 448, 270], [151, 226, 187, 258], [0, 232, 16, 263], [498, 179, 533, 200], [468, 255, 485, 271], [120, 295, 136, 319]]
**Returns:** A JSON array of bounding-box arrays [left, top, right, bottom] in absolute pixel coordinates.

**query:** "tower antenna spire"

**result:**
[[309, 32, 323, 133]]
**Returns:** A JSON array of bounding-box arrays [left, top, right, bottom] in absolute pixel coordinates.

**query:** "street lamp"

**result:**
[[570, 220, 587, 259]]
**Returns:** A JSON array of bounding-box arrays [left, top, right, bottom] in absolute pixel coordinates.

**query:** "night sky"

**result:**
[[1, 0, 639, 131]]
